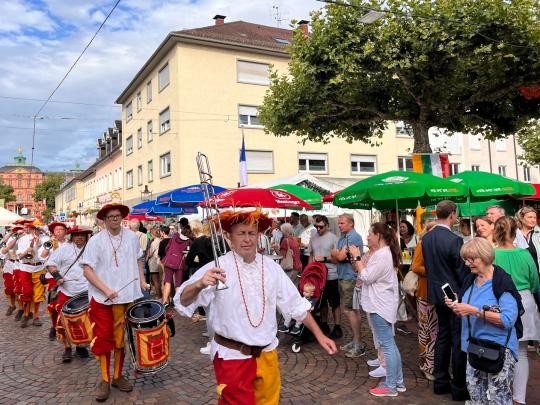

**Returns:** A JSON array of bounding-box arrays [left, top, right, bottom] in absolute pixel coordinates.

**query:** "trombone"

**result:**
[[196, 152, 228, 291]]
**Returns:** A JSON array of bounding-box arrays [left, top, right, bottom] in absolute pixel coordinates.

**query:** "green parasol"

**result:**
[[333, 170, 466, 210], [447, 171, 536, 201], [269, 184, 322, 210]]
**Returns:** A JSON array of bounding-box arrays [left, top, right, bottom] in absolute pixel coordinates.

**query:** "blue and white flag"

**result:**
[[239, 133, 248, 187]]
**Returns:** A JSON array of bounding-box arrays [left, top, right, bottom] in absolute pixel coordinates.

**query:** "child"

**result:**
[[289, 282, 317, 335]]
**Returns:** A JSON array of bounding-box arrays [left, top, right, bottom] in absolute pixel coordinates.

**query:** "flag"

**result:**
[[412, 153, 450, 177], [239, 133, 248, 187]]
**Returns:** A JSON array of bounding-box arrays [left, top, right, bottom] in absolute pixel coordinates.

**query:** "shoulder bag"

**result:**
[[466, 282, 511, 374], [280, 238, 294, 271]]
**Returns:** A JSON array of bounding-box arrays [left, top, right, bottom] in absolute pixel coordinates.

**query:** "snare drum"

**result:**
[[61, 292, 93, 345], [125, 300, 169, 374]]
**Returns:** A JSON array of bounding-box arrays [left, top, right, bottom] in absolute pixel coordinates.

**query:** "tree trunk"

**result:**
[[411, 121, 432, 153]]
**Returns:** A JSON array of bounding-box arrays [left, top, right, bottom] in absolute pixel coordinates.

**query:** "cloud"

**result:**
[[0, 0, 321, 172]]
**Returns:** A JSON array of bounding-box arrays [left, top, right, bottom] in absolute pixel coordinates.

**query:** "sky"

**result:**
[[0, 0, 323, 172]]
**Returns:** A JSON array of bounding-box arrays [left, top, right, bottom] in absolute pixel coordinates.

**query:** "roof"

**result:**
[[0, 165, 42, 173], [116, 20, 297, 104]]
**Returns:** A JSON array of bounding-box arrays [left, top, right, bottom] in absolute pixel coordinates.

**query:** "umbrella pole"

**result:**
[[468, 195, 473, 237], [395, 199, 401, 247]]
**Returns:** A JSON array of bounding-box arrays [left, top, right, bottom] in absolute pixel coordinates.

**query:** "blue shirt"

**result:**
[[460, 279, 518, 359], [336, 229, 363, 280]]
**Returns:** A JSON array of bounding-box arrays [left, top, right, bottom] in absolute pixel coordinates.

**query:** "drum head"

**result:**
[[63, 292, 89, 314], [126, 300, 165, 324]]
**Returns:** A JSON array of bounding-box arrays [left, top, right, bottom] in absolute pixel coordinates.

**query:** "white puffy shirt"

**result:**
[[174, 251, 311, 360], [45, 242, 88, 297], [79, 228, 143, 305]]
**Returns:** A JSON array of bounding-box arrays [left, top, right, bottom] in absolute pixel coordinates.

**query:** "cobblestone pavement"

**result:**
[[0, 287, 539, 404]]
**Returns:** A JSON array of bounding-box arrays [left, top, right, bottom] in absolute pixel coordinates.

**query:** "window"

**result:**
[[246, 150, 273, 173], [469, 134, 481, 150], [237, 60, 270, 85], [126, 135, 133, 155], [17, 193, 22, 202], [238, 105, 261, 127], [126, 170, 133, 189], [146, 81, 152, 103], [449, 163, 460, 175], [495, 139, 507, 152], [471, 164, 480, 171], [298, 152, 328, 173], [523, 166, 531, 182], [397, 156, 413, 171], [137, 128, 143, 149], [27, 194, 32, 201], [147, 120, 153, 142], [137, 165, 143, 186], [26, 178, 30, 187], [159, 107, 170, 133], [147, 160, 153, 182], [125, 102, 133, 122], [18, 178, 22, 188], [498, 165, 507, 176], [158, 63, 169, 91], [395, 121, 413, 137], [273, 37, 290, 45], [160, 153, 171, 177], [136, 92, 142, 112], [351, 155, 377, 174]]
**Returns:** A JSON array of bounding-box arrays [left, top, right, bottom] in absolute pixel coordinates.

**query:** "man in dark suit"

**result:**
[[422, 200, 470, 401]]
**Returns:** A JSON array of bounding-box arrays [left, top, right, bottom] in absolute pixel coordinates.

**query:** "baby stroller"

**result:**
[[278, 262, 327, 353]]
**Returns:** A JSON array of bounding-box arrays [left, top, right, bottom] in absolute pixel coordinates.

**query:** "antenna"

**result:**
[[272, 4, 285, 27]]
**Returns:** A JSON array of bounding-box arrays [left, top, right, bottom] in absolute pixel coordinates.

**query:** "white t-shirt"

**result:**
[[45, 242, 88, 296]]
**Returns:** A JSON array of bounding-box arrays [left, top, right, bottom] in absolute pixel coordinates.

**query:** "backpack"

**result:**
[[162, 234, 191, 271]]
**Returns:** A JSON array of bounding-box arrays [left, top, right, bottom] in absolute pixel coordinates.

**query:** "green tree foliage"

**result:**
[[0, 183, 16, 205], [259, 0, 540, 152], [34, 174, 65, 218], [517, 120, 540, 166]]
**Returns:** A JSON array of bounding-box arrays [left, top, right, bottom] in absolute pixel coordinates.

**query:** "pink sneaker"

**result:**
[[369, 385, 398, 397]]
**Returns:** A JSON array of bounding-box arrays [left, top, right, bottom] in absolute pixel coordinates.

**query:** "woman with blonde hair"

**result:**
[[515, 206, 540, 271], [411, 220, 438, 381], [474, 216, 495, 245]]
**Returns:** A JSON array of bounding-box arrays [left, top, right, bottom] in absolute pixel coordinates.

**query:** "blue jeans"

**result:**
[[370, 313, 403, 390]]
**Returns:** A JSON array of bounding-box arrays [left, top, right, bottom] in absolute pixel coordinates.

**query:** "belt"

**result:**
[[23, 261, 44, 266], [214, 334, 268, 358]]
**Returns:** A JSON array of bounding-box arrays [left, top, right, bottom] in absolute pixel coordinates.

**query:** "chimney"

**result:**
[[213, 15, 226, 25], [298, 20, 309, 35]]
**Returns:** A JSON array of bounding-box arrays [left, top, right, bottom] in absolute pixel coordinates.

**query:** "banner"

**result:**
[[412, 153, 450, 178]]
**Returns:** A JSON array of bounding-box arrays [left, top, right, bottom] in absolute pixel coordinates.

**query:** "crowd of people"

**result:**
[[1, 200, 539, 403]]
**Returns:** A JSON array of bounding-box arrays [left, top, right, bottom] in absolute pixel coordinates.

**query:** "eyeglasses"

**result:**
[[314, 224, 326, 230], [105, 215, 122, 220], [462, 257, 478, 264]]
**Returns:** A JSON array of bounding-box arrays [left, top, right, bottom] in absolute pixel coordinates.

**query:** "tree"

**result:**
[[34, 173, 65, 219], [259, 0, 540, 152], [0, 183, 16, 206], [517, 119, 540, 166]]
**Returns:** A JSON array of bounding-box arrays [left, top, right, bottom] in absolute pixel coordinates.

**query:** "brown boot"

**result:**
[[94, 380, 110, 402], [111, 376, 133, 392], [5, 306, 16, 316], [14, 309, 23, 321]]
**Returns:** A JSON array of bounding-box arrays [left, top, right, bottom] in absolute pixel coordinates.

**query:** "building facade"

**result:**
[[0, 148, 45, 217]]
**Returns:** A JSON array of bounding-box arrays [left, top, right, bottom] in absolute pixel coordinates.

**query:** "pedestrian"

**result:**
[[331, 213, 365, 357], [278, 223, 302, 284], [80, 202, 149, 402], [475, 216, 495, 245], [350, 222, 405, 397], [515, 206, 540, 271], [174, 209, 336, 404], [422, 200, 470, 401]]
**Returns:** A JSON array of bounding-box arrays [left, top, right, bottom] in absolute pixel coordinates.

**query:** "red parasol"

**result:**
[[201, 188, 313, 209], [322, 191, 341, 203]]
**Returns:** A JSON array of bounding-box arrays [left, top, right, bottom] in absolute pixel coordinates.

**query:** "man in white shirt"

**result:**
[[45, 226, 92, 362], [175, 210, 336, 404], [299, 214, 315, 270], [81, 203, 149, 402], [1, 226, 22, 317]]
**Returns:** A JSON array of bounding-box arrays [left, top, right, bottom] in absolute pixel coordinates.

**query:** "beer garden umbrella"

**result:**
[[205, 188, 314, 210], [131, 200, 197, 216], [156, 184, 227, 206], [269, 184, 322, 209], [447, 171, 536, 201]]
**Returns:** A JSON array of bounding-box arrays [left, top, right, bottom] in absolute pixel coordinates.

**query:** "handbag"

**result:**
[[280, 238, 294, 271], [402, 271, 418, 297], [465, 283, 511, 374]]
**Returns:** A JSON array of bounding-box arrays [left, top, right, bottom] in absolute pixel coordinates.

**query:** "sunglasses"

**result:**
[[314, 224, 326, 230]]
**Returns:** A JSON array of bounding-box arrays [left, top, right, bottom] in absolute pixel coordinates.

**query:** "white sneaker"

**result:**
[[199, 342, 211, 355], [396, 382, 406, 392], [368, 366, 387, 378], [367, 358, 380, 367]]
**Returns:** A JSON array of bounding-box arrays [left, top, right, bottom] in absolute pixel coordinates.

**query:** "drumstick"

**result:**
[[104, 277, 139, 302]]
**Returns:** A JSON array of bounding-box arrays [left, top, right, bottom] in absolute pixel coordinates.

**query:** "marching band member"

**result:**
[[5, 225, 25, 320], [45, 225, 92, 362], [175, 210, 336, 404], [80, 202, 149, 402], [16, 220, 47, 328], [40, 221, 69, 341], [1, 227, 19, 316]]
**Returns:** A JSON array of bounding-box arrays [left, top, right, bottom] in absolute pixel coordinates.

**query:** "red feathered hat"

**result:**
[[67, 226, 93, 236], [96, 203, 130, 221], [217, 209, 273, 233], [48, 221, 67, 234]]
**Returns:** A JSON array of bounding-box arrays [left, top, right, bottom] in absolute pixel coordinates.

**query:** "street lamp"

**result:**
[[359, 10, 385, 23], [94, 197, 101, 209], [140, 185, 152, 201]]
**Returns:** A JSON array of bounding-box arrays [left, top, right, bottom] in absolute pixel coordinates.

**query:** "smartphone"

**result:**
[[441, 283, 457, 302]]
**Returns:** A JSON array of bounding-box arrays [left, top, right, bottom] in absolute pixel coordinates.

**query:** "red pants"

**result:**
[[12, 269, 22, 295], [3, 273, 14, 296], [89, 298, 128, 355], [18, 271, 33, 302], [53, 291, 71, 341]]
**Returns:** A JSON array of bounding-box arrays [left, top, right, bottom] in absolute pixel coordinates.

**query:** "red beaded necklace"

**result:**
[[232, 251, 266, 328]]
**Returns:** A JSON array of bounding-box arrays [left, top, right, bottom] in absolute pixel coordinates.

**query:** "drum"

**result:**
[[61, 292, 93, 345], [125, 300, 169, 374]]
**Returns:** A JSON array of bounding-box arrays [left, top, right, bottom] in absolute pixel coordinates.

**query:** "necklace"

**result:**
[[232, 251, 266, 328], [107, 229, 123, 267]]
